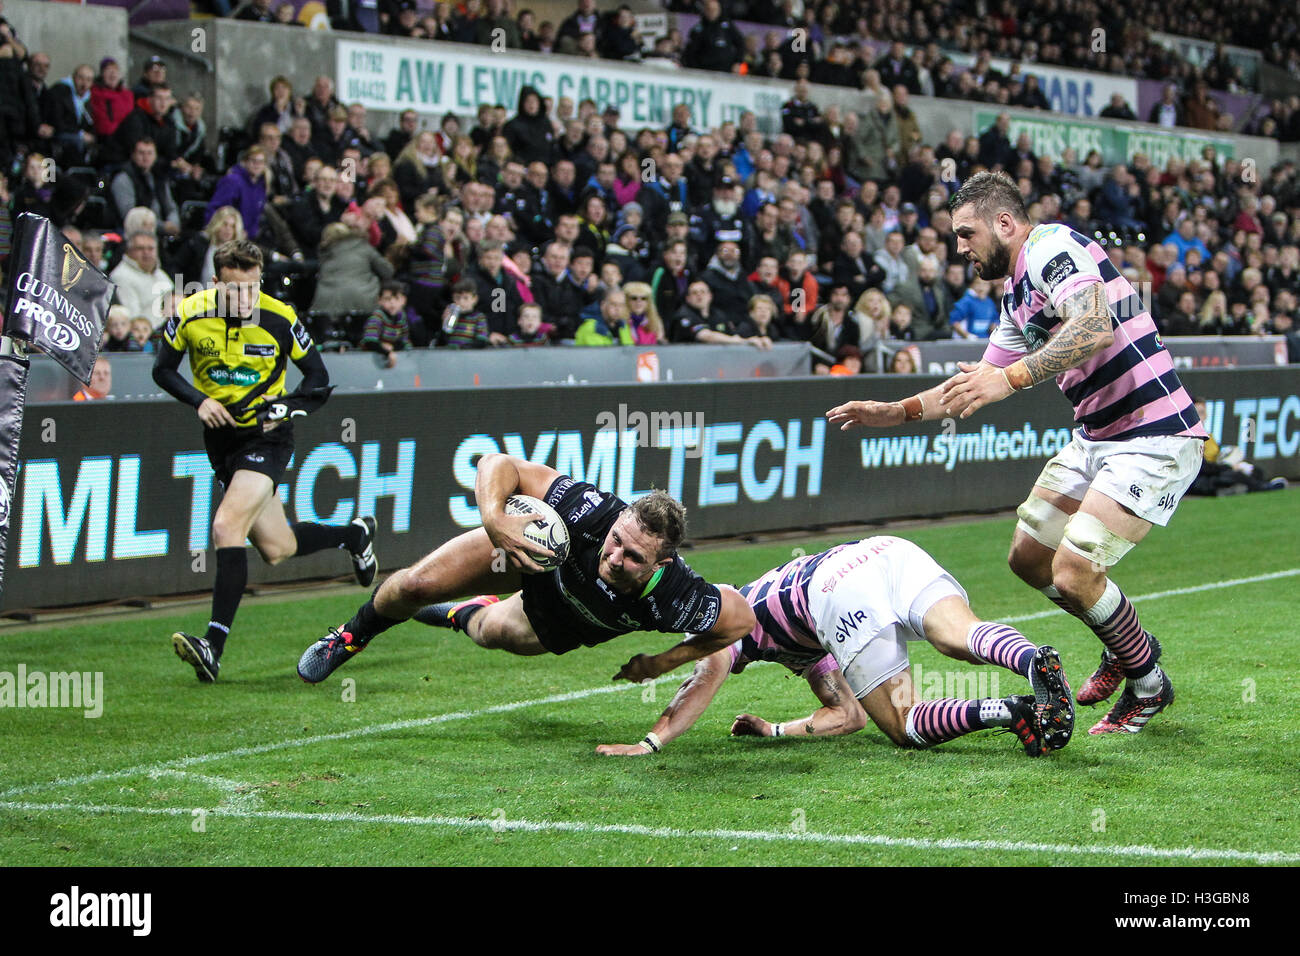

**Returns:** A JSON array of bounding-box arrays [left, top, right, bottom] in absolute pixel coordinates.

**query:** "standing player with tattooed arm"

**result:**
[[828, 172, 1207, 735], [598, 536, 1074, 757], [153, 239, 378, 682]]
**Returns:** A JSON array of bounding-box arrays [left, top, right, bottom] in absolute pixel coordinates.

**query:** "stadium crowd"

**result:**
[[176, 0, 1300, 138], [0, 1, 1298, 374]]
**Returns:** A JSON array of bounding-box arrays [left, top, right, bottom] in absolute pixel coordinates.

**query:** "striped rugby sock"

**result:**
[[1039, 584, 1079, 616], [1082, 580, 1156, 678], [905, 699, 982, 747], [966, 621, 1036, 677]]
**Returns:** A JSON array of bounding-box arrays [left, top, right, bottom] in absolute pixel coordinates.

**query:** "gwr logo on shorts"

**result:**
[[833, 609, 868, 644]]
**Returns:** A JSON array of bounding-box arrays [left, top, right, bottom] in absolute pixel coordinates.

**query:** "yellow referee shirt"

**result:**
[[162, 288, 313, 427]]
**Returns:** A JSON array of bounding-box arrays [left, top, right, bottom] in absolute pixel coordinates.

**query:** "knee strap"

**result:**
[[1061, 512, 1135, 568], [1015, 495, 1071, 550]]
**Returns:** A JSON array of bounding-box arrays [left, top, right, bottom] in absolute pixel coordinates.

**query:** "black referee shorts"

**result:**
[[204, 422, 295, 488]]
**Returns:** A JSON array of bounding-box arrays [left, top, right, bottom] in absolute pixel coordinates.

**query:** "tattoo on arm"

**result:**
[[806, 719, 816, 735], [1022, 283, 1112, 384], [816, 672, 843, 707]]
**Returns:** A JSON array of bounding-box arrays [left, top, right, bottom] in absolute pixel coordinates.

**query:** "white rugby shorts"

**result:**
[[1034, 429, 1204, 526], [807, 536, 967, 699]]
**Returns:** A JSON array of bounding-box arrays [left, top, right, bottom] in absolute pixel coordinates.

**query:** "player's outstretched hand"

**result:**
[[826, 400, 904, 430], [938, 361, 1013, 420], [595, 742, 652, 756], [484, 511, 555, 573], [730, 714, 773, 737], [197, 397, 237, 429], [613, 653, 661, 683]]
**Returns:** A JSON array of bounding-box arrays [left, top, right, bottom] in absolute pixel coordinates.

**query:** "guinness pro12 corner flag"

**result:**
[[0, 213, 115, 605]]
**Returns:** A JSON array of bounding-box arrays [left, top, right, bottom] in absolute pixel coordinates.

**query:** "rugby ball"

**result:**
[[503, 494, 570, 571]]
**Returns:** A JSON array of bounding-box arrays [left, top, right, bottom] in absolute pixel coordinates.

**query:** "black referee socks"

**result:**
[[204, 547, 248, 656]]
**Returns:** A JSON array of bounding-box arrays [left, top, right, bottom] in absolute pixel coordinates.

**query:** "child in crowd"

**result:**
[[508, 302, 553, 346], [441, 278, 490, 349], [407, 195, 447, 347], [130, 317, 155, 352], [363, 280, 412, 367], [949, 276, 998, 338], [889, 302, 916, 340], [101, 305, 141, 352]]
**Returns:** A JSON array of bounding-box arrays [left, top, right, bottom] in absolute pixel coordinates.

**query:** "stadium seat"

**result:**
[[180, 200, 209, 234], [304, 310, 346, 351], [64, 166, 106, 193], [216, 126, 250, 175], [263, 259, 315, 311], [74, 195, 114, 231], [342, 310, 372, 348]]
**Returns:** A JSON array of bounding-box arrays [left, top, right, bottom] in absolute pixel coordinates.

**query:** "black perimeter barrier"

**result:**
[[4, 368, 1297, 611]]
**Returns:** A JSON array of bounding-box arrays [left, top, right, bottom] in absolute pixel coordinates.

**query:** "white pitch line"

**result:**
[[0, 675, 682, 799], [3, 800, 1297, 865], [1000, 567, 1300, 625], [5, 567, 1295, 802], [149, 770, 263, 811], [148, 769, 249, 791]]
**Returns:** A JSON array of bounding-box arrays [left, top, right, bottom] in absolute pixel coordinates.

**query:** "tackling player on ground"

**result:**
[[296, 453, 756, 683], [828, 172, 1207, 735], [597, 536, 1074, 757], [153, 239, 378, 682]]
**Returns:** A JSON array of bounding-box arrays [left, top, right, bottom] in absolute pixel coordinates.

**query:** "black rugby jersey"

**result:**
[[519, 477, 723, 651]]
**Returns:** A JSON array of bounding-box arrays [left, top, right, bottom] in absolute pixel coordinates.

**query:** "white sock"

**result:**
[[978, 698, 1012, 727], [904, 708, 930, 747], [1082, 579, 1123, 626], [1131, 666, 1164, 697]]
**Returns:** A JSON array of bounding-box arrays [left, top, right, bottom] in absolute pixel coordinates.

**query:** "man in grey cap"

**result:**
[[657, 209, 699, 272], [132, 55, 166, 99], [601, 105, 621, 138], [898, 202, 921, 244]]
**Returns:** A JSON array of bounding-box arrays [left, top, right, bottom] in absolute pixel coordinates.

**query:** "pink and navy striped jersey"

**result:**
[[727, 546, 843, 678], [982, 224, 1208, 442]]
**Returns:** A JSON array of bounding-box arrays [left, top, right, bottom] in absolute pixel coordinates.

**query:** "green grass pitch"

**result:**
[[2, 491, 1297, 866]]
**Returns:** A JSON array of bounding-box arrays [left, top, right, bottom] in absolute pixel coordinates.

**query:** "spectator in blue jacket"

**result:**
[[1162, 217, 1211, 265], [949, 276, 999, 338], [1094, 164, 1145, 234]]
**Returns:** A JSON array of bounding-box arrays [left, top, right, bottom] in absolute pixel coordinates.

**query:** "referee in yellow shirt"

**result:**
[[152, 239, 378, 682]]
